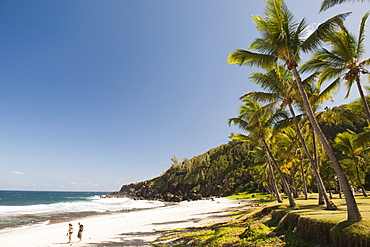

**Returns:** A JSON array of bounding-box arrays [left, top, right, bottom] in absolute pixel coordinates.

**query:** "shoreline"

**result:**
[[0, 203, 170, 234], [0, 198, 250, 247]]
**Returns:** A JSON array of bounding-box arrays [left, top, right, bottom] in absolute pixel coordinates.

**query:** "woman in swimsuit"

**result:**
[[77, 222, 84, 242], [67, 223, 74, 243]]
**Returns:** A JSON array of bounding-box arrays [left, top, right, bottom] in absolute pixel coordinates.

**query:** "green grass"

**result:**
[[226, 192, 273, 200], [277, 194, 370, 225], [152, 219, 285, 247]]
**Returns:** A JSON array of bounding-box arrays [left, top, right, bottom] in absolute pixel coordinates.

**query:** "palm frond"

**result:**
[[359, 57, 370, 66], [302, 12, 351, 53], [229, 133, 251, 142], [241, 91, 280, 106], [320, 0, 367, 12], [344, 77, 356, 98], [300, 49, 346, 75], [318, 77, 342, 102], [329, 29, 357, 62], [228, 117, 250, 133], [249, 66, 292, 93], [355, 128, 370, 147], [273, 114, 295, 133], [358, 11, 370, 55], [318, 67, 344, 87], [227, 49, 277, 68], [334, 130, 356, 154]]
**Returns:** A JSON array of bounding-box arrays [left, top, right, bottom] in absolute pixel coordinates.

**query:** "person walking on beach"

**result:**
[[77, 222, 84, 242], [67, 223, 74, 243]]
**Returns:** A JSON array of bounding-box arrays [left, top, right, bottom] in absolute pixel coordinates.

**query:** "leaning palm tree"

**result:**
[[301, 11, 370, 124], [320, 0, 369, 12], [228, 0, 361, 222], [334, 130, 369, 196], [229, 97, 296, 207], [245, 65, 336, 209]]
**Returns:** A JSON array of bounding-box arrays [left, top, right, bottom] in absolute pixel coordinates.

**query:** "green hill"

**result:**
[[108, 140, 256, 201]]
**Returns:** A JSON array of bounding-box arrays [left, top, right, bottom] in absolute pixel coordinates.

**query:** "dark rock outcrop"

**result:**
[[106, 179, 205, 202]]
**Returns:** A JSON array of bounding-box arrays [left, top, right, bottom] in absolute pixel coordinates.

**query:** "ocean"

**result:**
[[0, 190, 165, 233]]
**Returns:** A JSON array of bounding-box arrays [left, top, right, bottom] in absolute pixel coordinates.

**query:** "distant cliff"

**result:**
[[107, 140, 255, 202]]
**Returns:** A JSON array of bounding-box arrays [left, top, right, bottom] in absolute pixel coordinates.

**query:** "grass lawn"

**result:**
[[230, 192, 370, 222]]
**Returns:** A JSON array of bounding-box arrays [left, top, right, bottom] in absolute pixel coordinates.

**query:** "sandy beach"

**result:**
[[0, 198, 249, 247]]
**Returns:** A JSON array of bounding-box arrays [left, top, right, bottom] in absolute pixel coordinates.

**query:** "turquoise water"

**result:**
[[0, 190, 165, 232], [0, 190, 108, 206]]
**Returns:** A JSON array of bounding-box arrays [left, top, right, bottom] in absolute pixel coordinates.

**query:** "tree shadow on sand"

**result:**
[[87, 231, 159, 246]]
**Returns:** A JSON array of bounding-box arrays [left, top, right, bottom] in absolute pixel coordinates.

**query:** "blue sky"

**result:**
[[0, 0, 368, 191]]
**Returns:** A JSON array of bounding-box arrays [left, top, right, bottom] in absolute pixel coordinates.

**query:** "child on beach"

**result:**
[[77, 222, 84, 242], [67, 223, 74, 243]]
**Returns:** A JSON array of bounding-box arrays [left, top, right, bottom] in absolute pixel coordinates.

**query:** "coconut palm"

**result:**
[[245, 65, 337, 209], [232, 133, 283, 203], [334, 130, 369, 196], [301, 11, 370, 124], [320, 0, 369, 12], [229, 97, 296, 207], [228, 0, 361, 222], [295, 71, 342, 205]]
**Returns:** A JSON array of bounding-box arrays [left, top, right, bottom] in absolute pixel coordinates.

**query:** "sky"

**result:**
[[0, 0, 369, 191]]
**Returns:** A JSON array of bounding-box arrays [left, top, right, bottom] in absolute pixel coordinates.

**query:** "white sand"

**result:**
[[0, 198, 249, 247]]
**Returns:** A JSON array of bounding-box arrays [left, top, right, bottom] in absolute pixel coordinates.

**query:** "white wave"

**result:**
[[0, 197, 165, 218]]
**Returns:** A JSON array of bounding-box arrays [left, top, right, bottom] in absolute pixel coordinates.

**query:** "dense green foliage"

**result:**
[[152, 140, 255, 197]]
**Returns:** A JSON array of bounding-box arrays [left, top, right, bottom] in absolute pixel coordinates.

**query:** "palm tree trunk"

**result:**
[[312, 129, 325, 205], [291, 169, 299, 198], [299, 159, 308, 200], [288, 104, 336, 209], [354, 157, 368, 197], [336, 176, 343, 198], [267, 155, 283, 203], [261, 137, 296, 207], [355, 75, 370, 124], [291, 67, 362, 223]]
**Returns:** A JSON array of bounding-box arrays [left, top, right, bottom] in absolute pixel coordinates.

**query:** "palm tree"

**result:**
[[296, 72, 341, 205], [229, 97, 296, 207], [320, 0, 369, 12], [245, 65, 336, 209], [301, 11, 370, 124], [232, 133, 283, 203], [334, 130, 369, 196], [228, 0, 361, 222]]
